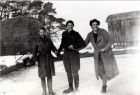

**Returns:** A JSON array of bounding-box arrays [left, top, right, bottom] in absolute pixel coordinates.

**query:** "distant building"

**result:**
[[106, 10, 140, 48]]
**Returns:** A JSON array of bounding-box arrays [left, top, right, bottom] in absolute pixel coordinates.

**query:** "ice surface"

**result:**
[[0, 54, 140, 95]]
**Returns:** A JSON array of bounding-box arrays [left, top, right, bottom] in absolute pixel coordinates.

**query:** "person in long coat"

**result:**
[[57, 20, 86, 93], [85, 19, 119, 93], [33, 27, 57, 95]]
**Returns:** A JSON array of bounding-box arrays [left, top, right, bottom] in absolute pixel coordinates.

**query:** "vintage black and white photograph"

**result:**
[[0, 0, 140, 95]]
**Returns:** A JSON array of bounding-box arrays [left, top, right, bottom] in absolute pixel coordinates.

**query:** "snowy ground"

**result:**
[[0, 54, 140, 95], [0, 54, 33, 67]]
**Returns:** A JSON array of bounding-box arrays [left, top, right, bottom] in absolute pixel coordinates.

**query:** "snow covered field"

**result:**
[[0, 54, 140, 95]]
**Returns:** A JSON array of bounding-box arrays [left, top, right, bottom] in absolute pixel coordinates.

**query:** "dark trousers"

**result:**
[[66, 68, 79, 88], [63, 50, 80, 88]]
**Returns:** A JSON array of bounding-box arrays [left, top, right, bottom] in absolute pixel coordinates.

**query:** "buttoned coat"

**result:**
[[85, 28, 119, 80], [33, 36, 57, 78]]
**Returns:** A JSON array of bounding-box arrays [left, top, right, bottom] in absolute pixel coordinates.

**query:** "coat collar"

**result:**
[[65, 30, 75, 33], [39, 35, 50, 43]]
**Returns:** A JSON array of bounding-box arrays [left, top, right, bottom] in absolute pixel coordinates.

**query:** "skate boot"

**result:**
[[42, 92, 47, 95], [63, 87, 74, 94], [49, 91, 56, 95], [74, 76, 79, 92], [101, 85, 107, 93]]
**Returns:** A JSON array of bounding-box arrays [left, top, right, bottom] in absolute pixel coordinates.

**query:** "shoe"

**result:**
[[101, 85, 107, 93], [42, 92, 47, 95], [63, 88, 74, 94], [75, 88, 79, 92], [49, 91, 56, 95], [74, 88, 79, 93]]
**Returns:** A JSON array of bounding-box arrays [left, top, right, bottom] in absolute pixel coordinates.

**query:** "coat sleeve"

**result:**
[[102, 29, 113, 51], [73, 32, 86, 50], [85, 33, 90, 46]]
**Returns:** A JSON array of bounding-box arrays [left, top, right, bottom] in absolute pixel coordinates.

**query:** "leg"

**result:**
[[98, 53, 107, 93], [63, 52, 74, 93], [63, 71, 74, 93], [101, 74, 107, 93], [41, 77, 47, 95], [103, 75, 107, 86], [70, 52, 80, 91], [67, 72, 73, 89], [73, 71, 79, 91], [47, 77, 55, 95]]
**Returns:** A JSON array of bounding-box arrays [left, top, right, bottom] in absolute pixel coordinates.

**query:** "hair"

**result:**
[[66, 20, 74, 27], [39, 27, 46, 32], [89, 19, 100, 26]]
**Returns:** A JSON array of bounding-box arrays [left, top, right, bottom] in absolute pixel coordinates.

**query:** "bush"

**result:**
[[0, 63, 25, 76], [1, 16, 43, 56], [0, 64, 7, 69]]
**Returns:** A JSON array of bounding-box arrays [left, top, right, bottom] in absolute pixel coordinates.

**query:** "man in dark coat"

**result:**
[[57, 20, 86, 93]]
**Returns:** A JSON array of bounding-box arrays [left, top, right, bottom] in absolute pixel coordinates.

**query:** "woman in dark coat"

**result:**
[[33, 27, 57, 95], [57, 20, 86, 93], [85, 19, 119, 93]]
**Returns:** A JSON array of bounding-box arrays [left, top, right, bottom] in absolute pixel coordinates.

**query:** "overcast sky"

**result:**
[[43, 1, 140, 39]]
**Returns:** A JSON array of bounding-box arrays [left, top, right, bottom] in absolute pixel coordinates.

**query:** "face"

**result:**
[[91, 22, 99, 31], [39, 29, 46, 38], [66, 23, 74, 32]]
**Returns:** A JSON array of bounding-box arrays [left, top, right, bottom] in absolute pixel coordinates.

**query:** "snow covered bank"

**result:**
[[0, 54, 32, 67]]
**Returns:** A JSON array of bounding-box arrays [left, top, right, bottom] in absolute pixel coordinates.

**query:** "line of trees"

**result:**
[[0, 0, 65, 38], [0, 0, 66, 55]]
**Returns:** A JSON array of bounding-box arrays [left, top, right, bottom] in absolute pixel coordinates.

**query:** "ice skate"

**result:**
[[63, 88, 74, 94], [101, 85, 107, 93]]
